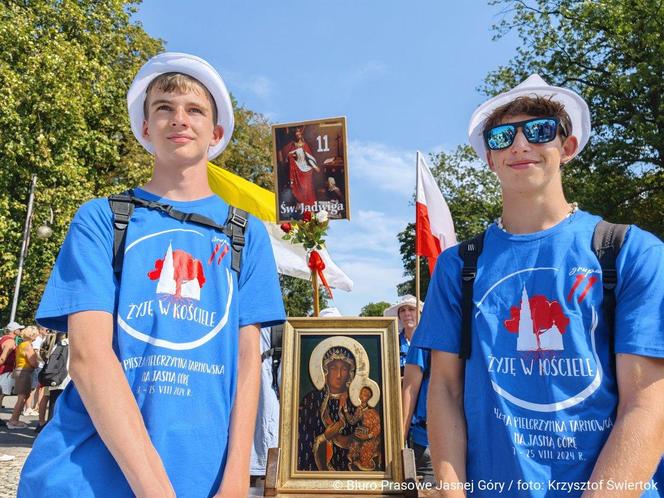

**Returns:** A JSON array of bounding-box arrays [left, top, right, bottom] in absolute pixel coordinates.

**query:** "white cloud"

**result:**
[[222, 70, 274, 100], [348, 141, 416, 197], [328, 210, 407, 256], [325, 210, 409, 314], [330, 256, 404, 315]]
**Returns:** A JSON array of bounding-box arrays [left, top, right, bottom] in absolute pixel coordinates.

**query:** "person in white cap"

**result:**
[[19, 53, 285, 498], [413, 75, 664, 495], [384, 296, 434, 483], [383, 294, 421, 375]]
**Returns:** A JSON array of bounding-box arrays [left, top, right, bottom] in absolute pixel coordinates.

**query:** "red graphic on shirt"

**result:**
[[504, 295, 570, 335], [567, 274, 598, 303], [148, 249, 206, 298], [209, 241, 229, 265]]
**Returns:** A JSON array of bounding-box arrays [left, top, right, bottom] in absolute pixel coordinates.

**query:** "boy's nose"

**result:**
[[510, 129, 531, 151], [171, 106, 189, 126]]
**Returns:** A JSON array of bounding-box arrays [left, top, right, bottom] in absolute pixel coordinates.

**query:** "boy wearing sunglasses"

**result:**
[[413, 75, 664, 496]]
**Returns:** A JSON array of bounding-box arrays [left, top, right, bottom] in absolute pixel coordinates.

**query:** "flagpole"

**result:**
[[415, 152, 421, 325]]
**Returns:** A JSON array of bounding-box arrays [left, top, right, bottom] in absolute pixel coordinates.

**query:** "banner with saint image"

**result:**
[[272, 117, 350, 222]]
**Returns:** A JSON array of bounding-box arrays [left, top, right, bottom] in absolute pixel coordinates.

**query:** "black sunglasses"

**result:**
[[484, 117, 567, 151]]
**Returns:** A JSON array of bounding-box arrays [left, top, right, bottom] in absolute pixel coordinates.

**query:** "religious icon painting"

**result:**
[[274, 317, 406, 494], [272, 117, 350, 222]]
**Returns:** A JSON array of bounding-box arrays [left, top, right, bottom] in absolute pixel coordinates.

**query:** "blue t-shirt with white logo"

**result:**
[[412, 211, 664, 497], [405, 345, 430, 447], [19, 189, 285, 498]]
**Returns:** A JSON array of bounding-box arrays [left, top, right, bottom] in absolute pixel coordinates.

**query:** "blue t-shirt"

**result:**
[[399, 330, 410, 372], [405, 345, 430, 447], [19, 190, 286, 498], [412, 211, 664, 497]]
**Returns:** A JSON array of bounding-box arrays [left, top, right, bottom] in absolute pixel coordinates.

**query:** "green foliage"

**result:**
[[358, 301, 391, 317], [280, 275, 328, 317], [281, 214, 329, 251], [0, 0, 161, 324], [213, 100, 275, 190], [486, 0, 664, 237], [397, 147, 501, 299]]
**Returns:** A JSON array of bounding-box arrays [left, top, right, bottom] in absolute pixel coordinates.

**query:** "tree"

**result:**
[[359, 301, 391, 317], [485, 0, 664, 237], [397, 147, 501, 299], [279, 275, 328, 317], [0, 0, 162, 324], [213, 100, 275, 190]]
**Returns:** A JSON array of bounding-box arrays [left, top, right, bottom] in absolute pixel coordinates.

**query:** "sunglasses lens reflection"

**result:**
[[485, 118, 559, 150]]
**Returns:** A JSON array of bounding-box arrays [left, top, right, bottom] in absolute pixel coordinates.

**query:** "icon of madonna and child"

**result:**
[[297, 336, 384, 472]]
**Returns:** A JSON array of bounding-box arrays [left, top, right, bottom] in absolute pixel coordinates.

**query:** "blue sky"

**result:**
[[134, 0, 519, 315]]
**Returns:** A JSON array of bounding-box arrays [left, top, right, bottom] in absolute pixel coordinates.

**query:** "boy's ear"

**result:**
[[486, 151, 496, 171], [142, 120, 151, 142], [560, 135, 579, 164], [210, 124, 224, 146]]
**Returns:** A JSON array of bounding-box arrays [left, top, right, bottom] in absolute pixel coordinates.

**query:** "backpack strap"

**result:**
[[108, 192, 136, 278], [458, 231, 486, 360], [261, 324, 284, 399], [108, 191, 249, 278], [223, 207, 249, 274], [592, 220, 629, 345]]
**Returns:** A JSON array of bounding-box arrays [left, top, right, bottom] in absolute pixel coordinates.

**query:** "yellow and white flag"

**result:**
[[207, 163, 353, 292]]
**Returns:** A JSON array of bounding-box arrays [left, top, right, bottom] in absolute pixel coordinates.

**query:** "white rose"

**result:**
[[316, 210, 329, 223]]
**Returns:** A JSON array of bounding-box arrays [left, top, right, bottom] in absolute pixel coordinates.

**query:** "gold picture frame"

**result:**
[[272, 117, 350, 222], [275, 317, 405, 495]]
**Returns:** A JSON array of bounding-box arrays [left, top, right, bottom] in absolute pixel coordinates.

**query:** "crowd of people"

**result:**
[[1, 322, 70, 430], [1, 49, 661, 498]]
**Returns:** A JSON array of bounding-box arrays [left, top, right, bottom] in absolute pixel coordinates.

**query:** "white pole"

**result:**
[[9, 174, 38, 322], [415, 152, 421, 325]]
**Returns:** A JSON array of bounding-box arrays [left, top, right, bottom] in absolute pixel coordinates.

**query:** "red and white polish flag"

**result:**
[[416, 152, 457, 273]]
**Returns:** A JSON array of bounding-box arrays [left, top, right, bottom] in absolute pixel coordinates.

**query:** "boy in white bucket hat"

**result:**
[[20, 53, 285, 498], [413, 75, 664, 495]]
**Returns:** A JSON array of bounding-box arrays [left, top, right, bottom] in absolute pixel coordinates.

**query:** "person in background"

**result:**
[[7, 326, 39, 429], [24, 326, 47, 416], [0, 321, 23, 409], [383, 295, 421, 377], [401, 345, 435, 484]]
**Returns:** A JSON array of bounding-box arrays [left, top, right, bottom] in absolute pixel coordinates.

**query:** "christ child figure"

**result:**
[[344, 386, 381, 471]]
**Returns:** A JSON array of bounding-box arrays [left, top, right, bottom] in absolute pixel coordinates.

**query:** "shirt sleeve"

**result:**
[[411, 247, 464, 354], [36, 199, 116, 332], [405, 345, 426, 371], [614, 226, 664, 357], [237, 216, 286, 328]]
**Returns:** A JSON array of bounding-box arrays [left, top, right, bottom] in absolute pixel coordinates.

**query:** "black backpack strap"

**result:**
[[458, 231, 486, 360], [260, 324, 284, 399], [592, 220, 629, 345], [109, 191, 249, 277], [128, 196, 228, 233], [223, 207, 249, 274], [108, 191, 136, 279]]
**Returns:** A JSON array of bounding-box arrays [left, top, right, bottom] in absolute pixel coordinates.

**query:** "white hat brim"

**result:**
[[127, 52, 234, 160], [468, 74, 591, 162], [383, 296, 422, 318]]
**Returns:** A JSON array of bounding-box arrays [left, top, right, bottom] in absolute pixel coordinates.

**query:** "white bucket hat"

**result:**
[[5, 321, 24, 332], [383, 295, 422, 318], [127, 52, 234, 160], [468, 74, 591, 162]]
